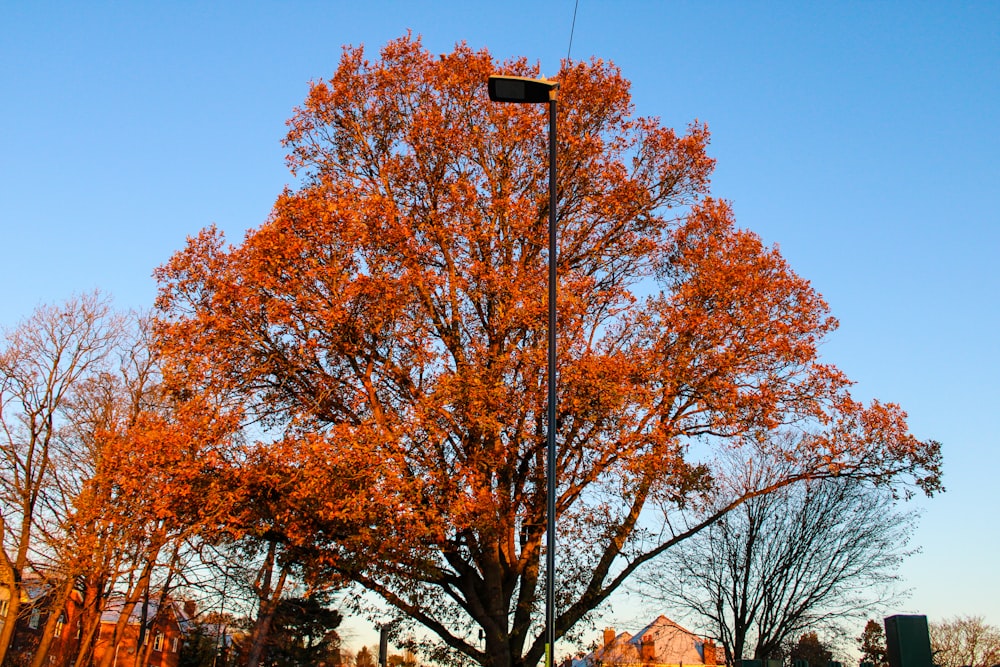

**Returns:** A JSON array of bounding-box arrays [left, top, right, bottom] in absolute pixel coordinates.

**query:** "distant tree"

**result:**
[[193, 532, 340, 667], [240, 538, 294, 667], [388, 653, 418, 667], [639, 466, 916, 665], [789, 632, 833, 667], [336, 647, 355, 667], [262, 592, 343, 667], [83, 383, 239, 667], [857, 620, 888, 667], [929, 616, 1000, 667], [0, 302, 243, 667], [355, 646, 377, 667], [179, 622, 221, 667]]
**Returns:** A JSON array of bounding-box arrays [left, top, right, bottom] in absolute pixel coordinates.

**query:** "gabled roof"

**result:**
[[630, 616, 708, 665], [99, 596, 182, 626], [580, 615, 716, 667], [0, 574, 57, 602]]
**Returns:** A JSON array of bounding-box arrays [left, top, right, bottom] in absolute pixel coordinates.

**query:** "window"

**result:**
[[28, 608, 41, 629], [171, 636, 180, 652], [54, 613, 65, 637], [153, 632, 164, 651], [0, 598, 8, 618]]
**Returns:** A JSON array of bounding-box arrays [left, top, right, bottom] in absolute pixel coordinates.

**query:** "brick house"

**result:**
[[91, 597, 188, 667], [1, 580, 190, 667], [0, 578, 87, 664]]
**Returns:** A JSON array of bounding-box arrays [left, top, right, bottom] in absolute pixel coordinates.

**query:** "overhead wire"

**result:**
[[566, 0, 580, 64]]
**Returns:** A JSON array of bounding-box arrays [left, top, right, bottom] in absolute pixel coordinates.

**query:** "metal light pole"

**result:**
[[487, 74, 559, 667]]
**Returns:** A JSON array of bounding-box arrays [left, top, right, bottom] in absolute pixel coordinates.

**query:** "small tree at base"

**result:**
[[858, 620, 889, 667], [789, 632, 834, 667], [355, 646, 377, 667]]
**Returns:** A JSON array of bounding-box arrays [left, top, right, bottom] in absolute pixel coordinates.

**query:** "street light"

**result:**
[[488, 74, 560, 667]]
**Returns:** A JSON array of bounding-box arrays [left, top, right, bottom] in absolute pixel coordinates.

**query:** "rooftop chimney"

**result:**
[[703, 640, 717, 666], [641, 637, 656, 663]]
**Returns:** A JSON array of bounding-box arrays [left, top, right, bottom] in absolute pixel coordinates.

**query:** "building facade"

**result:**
[[578, 615, 718, 667]]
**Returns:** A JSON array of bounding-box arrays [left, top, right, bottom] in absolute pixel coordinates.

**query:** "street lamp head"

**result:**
[[488, 75, 559, 104]]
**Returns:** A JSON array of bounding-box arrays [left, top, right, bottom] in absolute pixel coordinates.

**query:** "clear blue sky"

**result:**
[[3, 0, 998, 650]]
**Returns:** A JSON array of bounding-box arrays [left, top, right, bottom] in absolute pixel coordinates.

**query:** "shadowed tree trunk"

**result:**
[[245, 539, 290, 667]]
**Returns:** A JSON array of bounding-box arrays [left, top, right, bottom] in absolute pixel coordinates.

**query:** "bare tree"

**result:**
[[638, 464, 917, 665], [30, 312, 158, 667], [929, 616, 1000, 667], [0, 292, 123, 664], [0, 302, 237, 667]]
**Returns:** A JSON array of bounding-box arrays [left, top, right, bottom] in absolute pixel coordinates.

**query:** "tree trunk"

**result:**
[[245, 541, 289, 667], [96, 556, 157, 667], [136, 545, 181, 667], [72, 577, 106, 667], [73, 613, 104, 667], [0, 590, 22, 667], [0, 512, 33, 666]]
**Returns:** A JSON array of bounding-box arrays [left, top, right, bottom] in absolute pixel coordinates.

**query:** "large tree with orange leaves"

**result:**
[[154, 35, 940, 667]]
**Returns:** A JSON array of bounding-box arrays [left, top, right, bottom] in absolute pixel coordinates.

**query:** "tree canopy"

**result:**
[[930, 616, 1000, 667], [858, 620, 889, 667], [154, 34, 941, 667], [789, 631, 834, 667]]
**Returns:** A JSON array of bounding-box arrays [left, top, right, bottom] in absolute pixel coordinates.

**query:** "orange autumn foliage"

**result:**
[[154, 34, 940, 667], [91, 401, 240, 530]]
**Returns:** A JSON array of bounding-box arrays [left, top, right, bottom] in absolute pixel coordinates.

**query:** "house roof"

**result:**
[[99, 596, 183, 626], [580, 615, 715, 667], [0, 574, 56, 602]]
